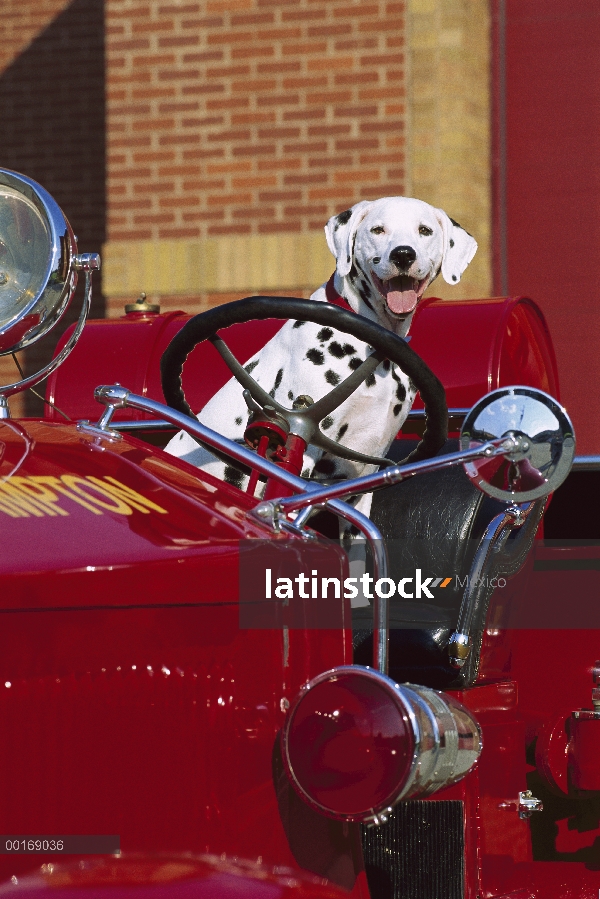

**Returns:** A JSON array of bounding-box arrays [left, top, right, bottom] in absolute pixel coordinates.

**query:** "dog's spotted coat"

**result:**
[[166, 197, 477, 520]]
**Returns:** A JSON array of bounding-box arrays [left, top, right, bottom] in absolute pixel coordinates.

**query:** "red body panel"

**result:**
[[11, 294, 593, 897]]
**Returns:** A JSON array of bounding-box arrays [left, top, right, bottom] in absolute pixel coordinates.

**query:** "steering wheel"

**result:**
[[160, 296, 448, 470]]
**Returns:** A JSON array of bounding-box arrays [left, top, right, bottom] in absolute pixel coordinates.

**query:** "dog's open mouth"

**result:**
[[371, 273, 428, 315]]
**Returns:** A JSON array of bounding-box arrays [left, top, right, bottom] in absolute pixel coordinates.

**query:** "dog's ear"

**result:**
[[325, 201, 372, 277], [435, 209, 478, 285]]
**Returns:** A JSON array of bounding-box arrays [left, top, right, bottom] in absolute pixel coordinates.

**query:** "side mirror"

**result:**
[[460, 386, 575, 502]]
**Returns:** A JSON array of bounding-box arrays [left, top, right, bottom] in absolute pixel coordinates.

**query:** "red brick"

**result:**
[[256, 61, 302, 74], [281, 8, 327, 21], [231, 46, 277, 60], [208, 224, 253, 236], [182, 116, 226, 128], [182, 50, 223, 62], [283, 107, 326, 122], [231, 112, 276, 125], [232, 206, 276, 219], [258, 190, 302, 202], [257, 158, 303, 170], [360, 120, 403, 133], [307, 124, 351, 137], [334, 38, 378, 51], [283, 75, 328, 89], [334, 105, 378, 118], [306, 90, 352, 105], [308, 155, 353, 168], [206, 129, 252, 142], [335, 72, 378, 86], [333, 4, 379, 17], [232, 175, 278, 188], [232, 144, 278, 156], [335, 138, 379, 151], [256, 93, 300, 107], [307, 24, 352, 38], [258, 127, 301, 139], [230, 12, 276, 25], [207, 192, 253, 206], [207, 97, 250, 110], [284, 173, 328, 185], [159, 227, 202, 238], [282, 41, 328, 56], [206, 64, 251, 78]]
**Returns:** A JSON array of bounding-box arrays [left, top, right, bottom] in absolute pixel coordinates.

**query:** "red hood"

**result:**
[[0, 420, 276, 611]]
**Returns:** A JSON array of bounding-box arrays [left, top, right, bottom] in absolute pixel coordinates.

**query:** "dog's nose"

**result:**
[[389, 245, 417, 270]]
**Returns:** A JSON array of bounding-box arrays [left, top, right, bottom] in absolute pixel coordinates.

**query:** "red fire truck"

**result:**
[[0, 168, 598, 899]]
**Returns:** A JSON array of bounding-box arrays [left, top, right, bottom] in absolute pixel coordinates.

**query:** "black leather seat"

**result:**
[[353, 439, 543, 688]]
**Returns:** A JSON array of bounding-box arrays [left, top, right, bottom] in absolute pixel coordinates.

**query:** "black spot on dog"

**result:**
[[322, 416, 334, 430], [317, 327, 333, 342], [301, 467, 311, 478], [288, 390, 294, 401], [452, 275, 457, 281], [235, 416, 242, 426], [358, 282, 374, 310], [269, 367, 283, 397], [306, 348, 325, 365], [336, 208, 352, 228], [408, 377, 416, 393], [365, 372, 376, 388], [382, 359, 391, 371], [224, 465, 244, 489], [328, 340, 357, 359], [314, 458, 336, 476], [325, 370, 340, 385], [349, 263, 358, 281], [395, 381, 406, 402], [293, 320, 306, 329], [336, 423, 348, 441], [449, 238, 454, 248], [244, 359, 259, 374], [393, 403, 403, 417], [348, 357, 362, 371]]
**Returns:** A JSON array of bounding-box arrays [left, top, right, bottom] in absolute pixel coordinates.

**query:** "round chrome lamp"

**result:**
[[0, 169, 100, 417]]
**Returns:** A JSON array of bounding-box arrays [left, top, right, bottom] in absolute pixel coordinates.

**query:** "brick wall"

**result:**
[[104, 0, 410, 315]]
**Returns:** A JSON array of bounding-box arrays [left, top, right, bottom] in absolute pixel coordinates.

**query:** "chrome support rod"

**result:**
[[91, 386, 391, 674], [0, 263, 98, 399], [269, 438, 519, 516], [448, 501, 535, 669]]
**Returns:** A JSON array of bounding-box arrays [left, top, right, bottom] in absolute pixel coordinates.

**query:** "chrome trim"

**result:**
[[448, 501, 535, 668], [91, 385, 391, 673], [406, 407, 469, 420], [0, 169, 78, 355], [267, 438, 519, 516], [0, 265, 97, 399], [571, 455, 600, 470]]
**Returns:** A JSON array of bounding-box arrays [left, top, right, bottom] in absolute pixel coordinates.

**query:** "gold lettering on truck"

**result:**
[[0, 476, 169, 519]]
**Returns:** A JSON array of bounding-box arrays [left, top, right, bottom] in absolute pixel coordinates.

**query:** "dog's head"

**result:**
[[325, 196, 477, 330]]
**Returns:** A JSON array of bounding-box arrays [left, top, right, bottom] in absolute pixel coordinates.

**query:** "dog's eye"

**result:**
[[419, 225, 433, 237], [370, 226, 385, 235]]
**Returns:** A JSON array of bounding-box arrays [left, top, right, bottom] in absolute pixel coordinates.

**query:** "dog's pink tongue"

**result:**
[[385, 275, 418, 314], [387, 288, 418, 314]]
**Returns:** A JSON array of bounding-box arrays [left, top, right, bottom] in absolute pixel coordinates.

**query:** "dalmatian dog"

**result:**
[[165, 197, 477, 522]]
